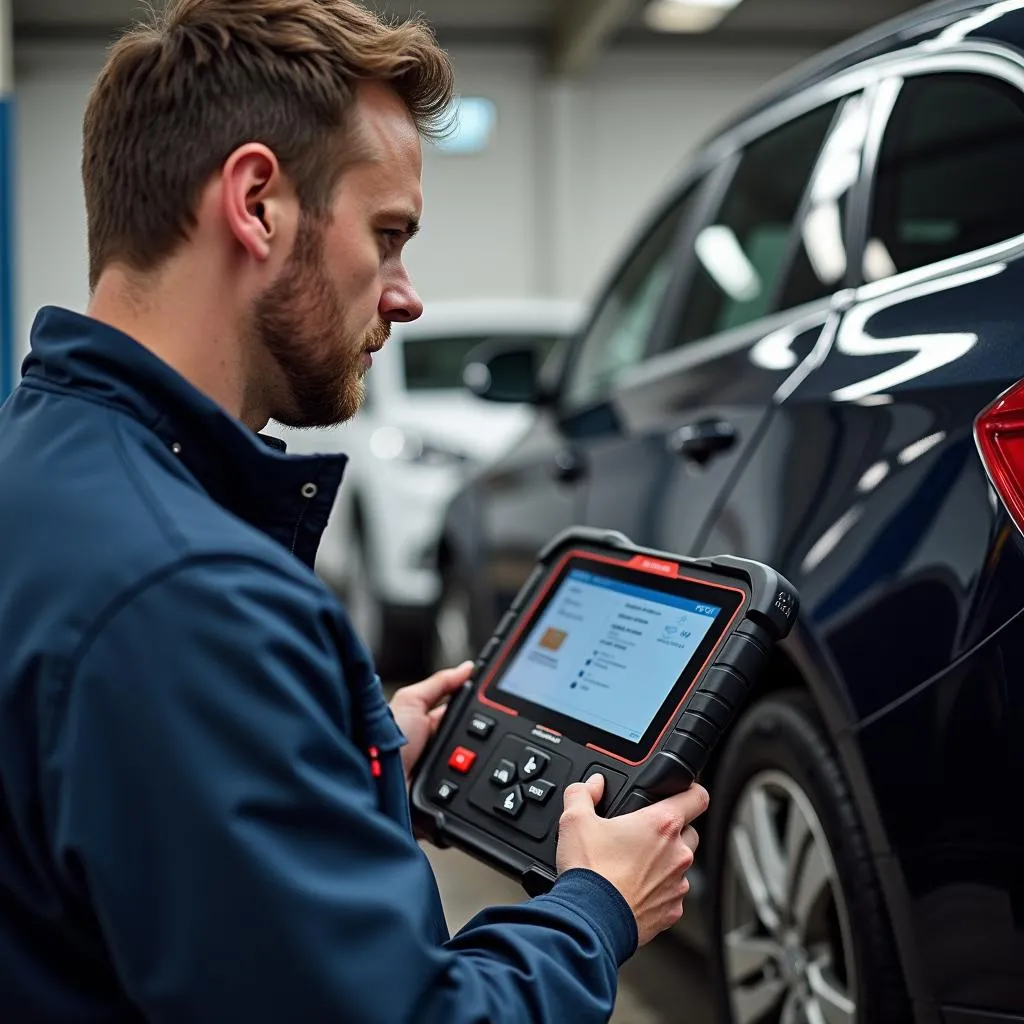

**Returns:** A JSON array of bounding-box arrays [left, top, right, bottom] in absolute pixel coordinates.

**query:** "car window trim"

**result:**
[[653, 43, 1024, 364], [852, 45, 1024, 293], [638, 152, 741, 364], [555, 42, 1024, 420], [650, 89, 869, 362], [555, 166, 725, 418], [766, 95, 854, 314]]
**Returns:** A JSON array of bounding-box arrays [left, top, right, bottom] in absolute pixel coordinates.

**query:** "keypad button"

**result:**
[[519, 748, 549, 780], [467, 714, 495, 740], [447, 747, 477, 774], [490, 759, 517, 787], [495, 785, 525, 818], [435, 779, 459, 804], [524, 779, 555, 804]]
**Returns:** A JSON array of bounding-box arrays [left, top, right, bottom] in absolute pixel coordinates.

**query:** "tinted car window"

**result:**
[[563, 188, 696, 409], [403, 334, 562, 390], [866, 72, 1024, 280], [672, 100, 840, 347], [780, 93, 870, 309]]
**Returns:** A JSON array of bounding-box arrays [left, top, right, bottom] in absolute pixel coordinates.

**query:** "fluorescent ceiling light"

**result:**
[[434, 97, 496, 155], [644, 0, 743, 34]]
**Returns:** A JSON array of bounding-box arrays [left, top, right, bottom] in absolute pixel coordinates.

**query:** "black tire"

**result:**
[[430, 564, 478, 674], [706, 691, 910, 1024], [344, 521, 428, 683]]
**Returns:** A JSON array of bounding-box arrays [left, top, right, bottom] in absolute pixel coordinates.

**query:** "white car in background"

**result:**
[[274, 298, 582, 679]]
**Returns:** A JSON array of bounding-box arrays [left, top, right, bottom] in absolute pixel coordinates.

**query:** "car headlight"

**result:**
[[369, 425, 470, 467]]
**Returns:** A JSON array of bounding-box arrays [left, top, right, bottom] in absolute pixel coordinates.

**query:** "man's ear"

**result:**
[[220, 144, 293, 263]]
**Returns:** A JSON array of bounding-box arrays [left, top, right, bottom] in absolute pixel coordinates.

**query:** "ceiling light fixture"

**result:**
[[644, 0, 744, 34]]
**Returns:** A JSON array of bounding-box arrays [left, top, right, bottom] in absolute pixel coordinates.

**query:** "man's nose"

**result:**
[[380, 266, 423, 323]]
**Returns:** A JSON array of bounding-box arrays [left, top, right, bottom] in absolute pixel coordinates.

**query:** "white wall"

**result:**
[[14, 44, 102, 368], [13, 40, 812, 369]]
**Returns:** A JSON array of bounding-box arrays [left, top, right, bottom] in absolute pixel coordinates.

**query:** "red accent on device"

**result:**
[[477, 547, 747, 766], [625, 554, 679, 576], [448, 747, 477, 773]]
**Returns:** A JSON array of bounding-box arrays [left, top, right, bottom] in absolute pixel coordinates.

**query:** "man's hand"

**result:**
[[390, 661, 474, 783], [556, 774, 709, 947]]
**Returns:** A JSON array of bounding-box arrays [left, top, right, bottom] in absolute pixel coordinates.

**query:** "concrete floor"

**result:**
[[421, 840, 716, 1024]]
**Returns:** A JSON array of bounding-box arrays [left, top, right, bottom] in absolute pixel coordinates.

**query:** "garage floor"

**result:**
[[421, 840, 716, 1023]]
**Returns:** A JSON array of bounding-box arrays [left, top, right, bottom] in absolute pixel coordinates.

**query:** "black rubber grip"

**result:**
[[612, 788, 654, 816], [696, 665, 749, 708], [621, 611, 773, 807], [715, 631, 766, 683]]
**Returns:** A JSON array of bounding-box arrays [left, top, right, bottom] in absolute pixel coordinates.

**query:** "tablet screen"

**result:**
[[490, 561, 737, 756]]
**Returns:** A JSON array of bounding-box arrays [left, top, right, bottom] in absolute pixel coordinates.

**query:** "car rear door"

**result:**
[[567, 85, 876, 557], [700, 49, 1024, 1018]]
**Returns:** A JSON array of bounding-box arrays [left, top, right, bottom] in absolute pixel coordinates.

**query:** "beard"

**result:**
[[252, 214, 390, 429]]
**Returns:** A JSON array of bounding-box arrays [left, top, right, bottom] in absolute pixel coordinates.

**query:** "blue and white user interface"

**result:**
[[495, 569, 722, 742]]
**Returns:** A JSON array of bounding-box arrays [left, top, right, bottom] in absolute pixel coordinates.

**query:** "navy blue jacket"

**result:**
[[0, 307, 637, 1022]]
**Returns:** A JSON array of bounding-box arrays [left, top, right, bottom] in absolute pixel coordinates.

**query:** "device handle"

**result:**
[[612, 618, 773, 813]]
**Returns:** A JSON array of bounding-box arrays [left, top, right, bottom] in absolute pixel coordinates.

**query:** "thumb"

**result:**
[[562, 773, 605, 816], [411, 661, 474, 706]]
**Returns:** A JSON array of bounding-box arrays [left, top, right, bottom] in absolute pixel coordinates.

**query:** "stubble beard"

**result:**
[[254, 215, 389, 429]]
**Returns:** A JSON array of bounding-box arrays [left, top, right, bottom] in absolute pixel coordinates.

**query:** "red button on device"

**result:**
[[448, 746, 477, 774]]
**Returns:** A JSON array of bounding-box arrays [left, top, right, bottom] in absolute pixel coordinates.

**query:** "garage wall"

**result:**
[[13, 39, 812, 369]]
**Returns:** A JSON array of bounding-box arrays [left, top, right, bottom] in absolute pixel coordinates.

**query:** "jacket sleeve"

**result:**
[[48, 554, 638, 1024]]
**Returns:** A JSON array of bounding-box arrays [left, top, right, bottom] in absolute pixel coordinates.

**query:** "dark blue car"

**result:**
[[433, 1, 1024, 1020]]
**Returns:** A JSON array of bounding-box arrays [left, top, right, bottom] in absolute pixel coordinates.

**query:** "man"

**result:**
[[0, 1, 708, 1021]]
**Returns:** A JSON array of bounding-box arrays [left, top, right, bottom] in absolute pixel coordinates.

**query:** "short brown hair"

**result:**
[[82, 0, 454, 289]]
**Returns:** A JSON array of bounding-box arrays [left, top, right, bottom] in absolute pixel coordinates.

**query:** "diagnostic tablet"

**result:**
[[410, 528, 798, 896]]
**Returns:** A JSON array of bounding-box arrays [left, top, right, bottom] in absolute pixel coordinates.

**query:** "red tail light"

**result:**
[[976, 379, 1024, 535]]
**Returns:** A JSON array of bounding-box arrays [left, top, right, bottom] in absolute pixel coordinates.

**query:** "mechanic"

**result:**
[[0, 1, 708, 1021]]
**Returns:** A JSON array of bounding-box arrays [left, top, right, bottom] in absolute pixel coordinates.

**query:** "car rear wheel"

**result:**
[[431, 567, 476, 672], [344, 529, 383, 659], [344, 520, 428, 682], [707, 692, 910, 1024]]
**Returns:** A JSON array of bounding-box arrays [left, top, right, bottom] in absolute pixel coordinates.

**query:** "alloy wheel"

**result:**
[[722, 769, 857, 1024]]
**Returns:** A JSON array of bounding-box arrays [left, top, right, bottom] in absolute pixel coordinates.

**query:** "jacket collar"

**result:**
[[21, 306, 348, 569]]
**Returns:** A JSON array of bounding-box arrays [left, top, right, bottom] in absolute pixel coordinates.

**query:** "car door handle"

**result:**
[[668, 419, 737, 465], [551, 447, 587, 484]]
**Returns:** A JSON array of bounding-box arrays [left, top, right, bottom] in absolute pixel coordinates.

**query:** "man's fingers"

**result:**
[[583, 773, 605, 804], [639, 784, 710, 830], [402, 661, 474, 707], [681, 825, 700, 855], [562, 774, 605, 818]]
